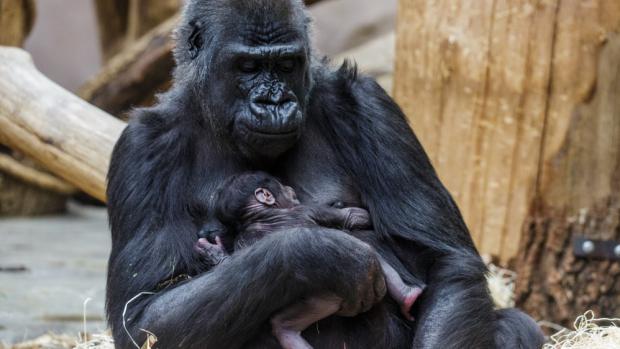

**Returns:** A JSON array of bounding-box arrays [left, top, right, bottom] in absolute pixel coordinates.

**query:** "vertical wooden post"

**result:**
[[515, 33, 620, 325], [394, 0, 620, 324], [0, 0, 35, 46], [394, 0, 620, 262]]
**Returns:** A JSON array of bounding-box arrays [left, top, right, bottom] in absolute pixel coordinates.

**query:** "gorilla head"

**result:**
[[174, 0, 313, 159]]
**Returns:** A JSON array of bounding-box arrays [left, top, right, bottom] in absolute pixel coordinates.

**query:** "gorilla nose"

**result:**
[[250, 91, 299, 125], [251, 85, 295, 107]]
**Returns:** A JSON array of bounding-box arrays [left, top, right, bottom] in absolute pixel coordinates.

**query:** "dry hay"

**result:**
[[486, 262, 516, 309], [543, 311, 620, 349], [0, 333, 113, 349], [4, 333, 77, 349], [73, 334, 114, 349], [3, 332, 154, 349]]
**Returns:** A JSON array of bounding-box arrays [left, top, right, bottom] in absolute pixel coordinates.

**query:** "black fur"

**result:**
[[106, 0, 545, 348]]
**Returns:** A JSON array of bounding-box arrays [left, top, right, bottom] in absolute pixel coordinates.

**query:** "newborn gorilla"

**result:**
[[195, 172, 425, 349]]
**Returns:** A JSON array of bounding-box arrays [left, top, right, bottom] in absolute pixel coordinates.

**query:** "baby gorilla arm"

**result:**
[[309, 206, 372, 230], [142, 228, 386, 349]]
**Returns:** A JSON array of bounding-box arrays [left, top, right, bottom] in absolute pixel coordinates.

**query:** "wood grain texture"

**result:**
[[0, 153, 76, 195], [394, 0, 620, 264], [0, 48, 126, 202], [95, 0, 180, 61], [0, 0, 35, 46], [515, 32, 620, 325], [80, 16, 178, 118]]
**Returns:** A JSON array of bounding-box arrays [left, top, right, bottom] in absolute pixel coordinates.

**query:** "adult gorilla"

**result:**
[[106, 0, 544, 348]]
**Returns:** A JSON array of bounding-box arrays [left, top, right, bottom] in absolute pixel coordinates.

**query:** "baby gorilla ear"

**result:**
[[255, 188, 276, 206]]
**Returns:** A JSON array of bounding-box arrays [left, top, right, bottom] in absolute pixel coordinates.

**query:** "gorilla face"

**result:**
[[223, 39, 310, 158], [180, 1, 312, 159]]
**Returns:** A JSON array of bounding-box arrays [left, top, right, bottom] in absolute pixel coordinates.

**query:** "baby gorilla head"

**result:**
[[215, 171, 300, 225]]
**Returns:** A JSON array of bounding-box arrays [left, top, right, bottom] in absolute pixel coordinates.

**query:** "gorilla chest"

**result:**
[[276, 148, 363, 209]]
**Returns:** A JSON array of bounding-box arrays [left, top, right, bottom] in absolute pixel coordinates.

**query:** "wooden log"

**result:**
[[126, 0, 180, 41], [395, 0, 620, 324], [515, 32, 620, 326], [0, 0, 77, 216], [0, 153, 76, 195], [94, 0, 129, 61], [0, 0, 35, 46], [80, 15, 178, 118], [394, 0, 620, 264], [0, 171, 68, 216], [94, 0, 180, 61], [0, 47, 126, 202]]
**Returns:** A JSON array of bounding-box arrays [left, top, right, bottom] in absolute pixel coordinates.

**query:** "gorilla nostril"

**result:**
[[252, 95, 275, 106], [252, 93, 292, 107], [277, 101, 298, 119], [251, 91, 298, 121], [250, 101, 270, 119]]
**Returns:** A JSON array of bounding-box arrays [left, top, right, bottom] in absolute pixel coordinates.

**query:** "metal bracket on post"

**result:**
[[573, 237, 620, 261]]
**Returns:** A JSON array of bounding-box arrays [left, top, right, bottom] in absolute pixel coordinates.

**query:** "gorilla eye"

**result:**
[[238, 59, 260, 73], [277, 59, 296, 73]]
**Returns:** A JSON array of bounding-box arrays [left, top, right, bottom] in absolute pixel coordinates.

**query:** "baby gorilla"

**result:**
[[194, 172, 424, 349]]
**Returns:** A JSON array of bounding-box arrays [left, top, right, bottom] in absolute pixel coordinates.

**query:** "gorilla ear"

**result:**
[[255, 188, 276, 206], [188, 20, 203, 59]]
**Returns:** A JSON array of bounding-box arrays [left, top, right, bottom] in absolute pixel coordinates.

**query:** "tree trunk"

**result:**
[[0, 0, 75, 216], [0, 0, 35, 46], [394, 0, 620, 324], [94, 0, 180, 61], [93, 0, 129, 61], [515, 33, 620, 326], [0, 48, 126, 202], [394, 0, 620, 265]]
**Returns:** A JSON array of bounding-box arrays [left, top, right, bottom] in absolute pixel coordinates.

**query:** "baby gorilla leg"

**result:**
[[270, 294, 342, 349], [378, 256, 423, 321]]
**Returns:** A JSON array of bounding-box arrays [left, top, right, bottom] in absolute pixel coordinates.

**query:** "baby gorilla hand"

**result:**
[[194, 237, 228, 265], [342, 207, 371, 230]]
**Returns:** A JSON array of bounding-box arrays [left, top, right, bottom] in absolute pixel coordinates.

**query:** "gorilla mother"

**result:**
[[106, 0, 544, 348]]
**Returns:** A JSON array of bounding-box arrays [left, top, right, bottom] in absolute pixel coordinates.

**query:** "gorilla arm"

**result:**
[[313, 65, 498, 348], [106, 121, 386, 349]]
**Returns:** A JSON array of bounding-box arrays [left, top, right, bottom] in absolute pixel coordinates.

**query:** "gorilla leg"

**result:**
[[270, 294, 342, 349], [411, 254, 544, 349], [495, 308, 545, 349]]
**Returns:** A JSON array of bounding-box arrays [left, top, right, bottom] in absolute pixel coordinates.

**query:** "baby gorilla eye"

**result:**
[[238, 59, 261, 73], [277, 58, 296, 73]]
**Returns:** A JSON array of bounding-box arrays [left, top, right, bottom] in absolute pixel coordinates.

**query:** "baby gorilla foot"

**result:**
[[341, 207, 371, 230], [194, 237, 228, 265], [398, 286, 423, 321]]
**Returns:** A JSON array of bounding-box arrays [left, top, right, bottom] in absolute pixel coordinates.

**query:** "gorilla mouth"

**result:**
[[249, 128, 298, 137], [241, 122, 300, 139]]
